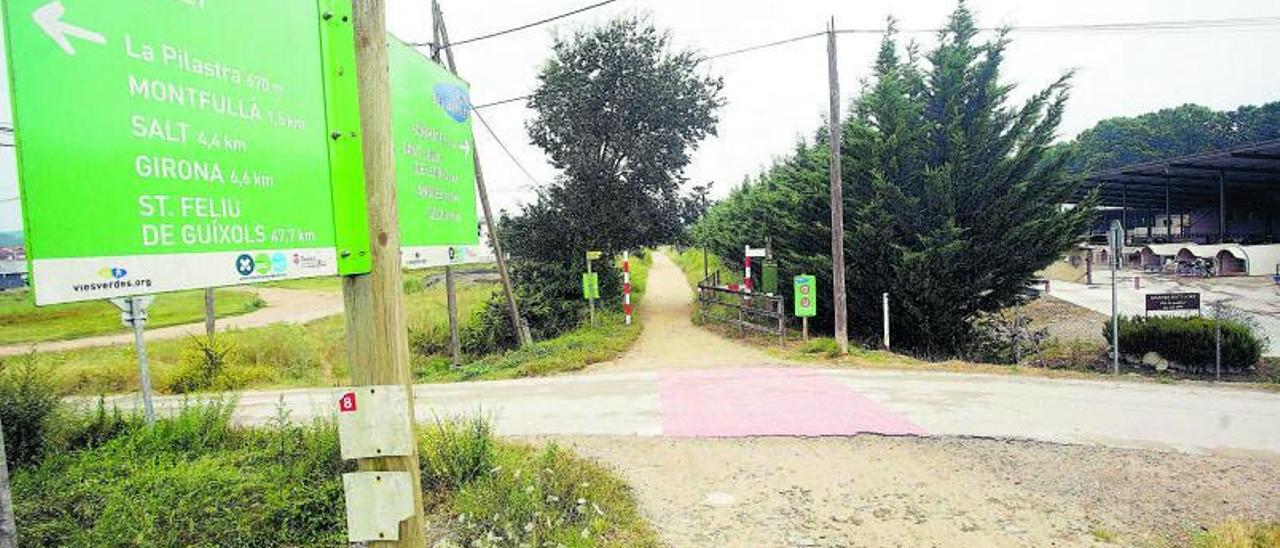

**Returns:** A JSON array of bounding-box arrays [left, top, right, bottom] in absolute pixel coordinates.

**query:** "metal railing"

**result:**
[[696, 272, 786, 340]]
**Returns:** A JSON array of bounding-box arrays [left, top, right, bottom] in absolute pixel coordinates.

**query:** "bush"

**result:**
[[966, 311, 1048, 365], [409, 323, 450, 358], [1104, 315, 1263, 373], [166, 336, 233, 394], [0, 353, 62, 468], [420, 415, 495, 493]]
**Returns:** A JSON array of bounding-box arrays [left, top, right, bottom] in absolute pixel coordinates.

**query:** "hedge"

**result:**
[[1104, 315, 1263, 373]]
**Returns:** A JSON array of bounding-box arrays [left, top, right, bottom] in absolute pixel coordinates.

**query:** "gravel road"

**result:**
[[551, 435, 1280, 547]]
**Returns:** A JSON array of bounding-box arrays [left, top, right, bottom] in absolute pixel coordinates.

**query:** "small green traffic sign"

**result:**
[[794, 274, 816, 317], [2, 0, 368, 304], [582, 272, 600, 300], [391, 37, 482, 269]]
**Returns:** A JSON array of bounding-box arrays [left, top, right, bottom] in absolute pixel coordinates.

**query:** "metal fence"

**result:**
[[696, 272, 786, 340]]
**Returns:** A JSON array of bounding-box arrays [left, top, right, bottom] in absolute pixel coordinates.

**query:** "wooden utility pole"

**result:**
[[428, 0, 464, 370], [446, 264, 461, 368], [345, 1, 427, 544], [203, 288, 215, 337], [0, 417, 16, 548], [826, 18, 849, 354], [433, 0, 532, 347]]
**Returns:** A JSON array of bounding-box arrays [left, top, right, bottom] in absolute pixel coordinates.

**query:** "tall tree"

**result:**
[[526, 16, 724, 252], [465, 17, 724, 350], [696, 5, 1095, 354]]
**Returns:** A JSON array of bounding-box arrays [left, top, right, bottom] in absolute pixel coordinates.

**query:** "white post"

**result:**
[[0, 416, 15, 548], [882, 292, 890, 350]]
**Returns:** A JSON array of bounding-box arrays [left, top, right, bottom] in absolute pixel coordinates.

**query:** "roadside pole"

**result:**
[[586, 254, 596, 327], [344, 1, 428, 543], [0, 416, 16, 548], [204, 288, 215, 337], [702, 193, 710, 282], [446, 265, 461, 369], [623, 251, 633, 325], [1214, 302, 1222, 381], [826, 18, 849, 354], [882, 292, 890, 350], [1109, 220, 1124, 375], [433, 0, 531, 347], [112, 296, 156, 425]]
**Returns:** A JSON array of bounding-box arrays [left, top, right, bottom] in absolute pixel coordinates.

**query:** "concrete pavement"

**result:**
[[0, 287, 342, 357], [108, 365, 1280, 456]]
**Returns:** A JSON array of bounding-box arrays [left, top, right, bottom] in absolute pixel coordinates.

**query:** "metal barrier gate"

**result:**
[[696, 271, 786, 341]]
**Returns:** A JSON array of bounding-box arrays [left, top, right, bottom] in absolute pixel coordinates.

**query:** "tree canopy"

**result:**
[[525, 16, 724, 252], [1065, 101, 1280, 173], [467, 16, 724, 349], [695, 6, 1095, 354]]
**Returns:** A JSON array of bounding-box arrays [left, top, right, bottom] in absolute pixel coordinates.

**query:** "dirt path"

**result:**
[[0, 287, 341, 357], [591, 251, 771, 371], [554, 436, 1280, 547]]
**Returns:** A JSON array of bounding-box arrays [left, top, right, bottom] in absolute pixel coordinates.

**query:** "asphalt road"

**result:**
[[100, 254, 1280, 456], [111, 365, 1280, 456]]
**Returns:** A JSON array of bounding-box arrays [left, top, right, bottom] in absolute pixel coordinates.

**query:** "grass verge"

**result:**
[[1188, 520, 1280, 548], [670, 246, 739, 290], [415, 251, 653, 382], [27, 279, 498, 396], [11, 401, 659, 547], [0, 288, 263, 346]]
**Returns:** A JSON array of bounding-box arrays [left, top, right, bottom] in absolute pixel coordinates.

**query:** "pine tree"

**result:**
[[696, 3, 1096, 355]]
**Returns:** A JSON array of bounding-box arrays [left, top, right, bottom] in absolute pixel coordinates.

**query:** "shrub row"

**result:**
[[1105, 315, 1263, 373]]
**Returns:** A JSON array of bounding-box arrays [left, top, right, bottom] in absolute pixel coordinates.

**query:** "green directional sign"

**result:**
[[2, 0, 369, 305], [389, 38, 482, 269], [794, 274, 816, 318], [582, 272, 600, 300]]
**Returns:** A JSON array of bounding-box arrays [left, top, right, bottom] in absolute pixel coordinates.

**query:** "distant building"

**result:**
[[0, 246, 23, 261], [0, 258, 27, 290]]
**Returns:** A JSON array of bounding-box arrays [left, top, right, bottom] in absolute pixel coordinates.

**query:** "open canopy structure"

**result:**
[[1073, 139, 1280, 244]]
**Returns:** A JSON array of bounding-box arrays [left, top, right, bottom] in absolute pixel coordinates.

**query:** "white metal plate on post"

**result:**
[[336, 385, 415, 460], [745, 247, 768, 258], [342, 471, 415, 543]]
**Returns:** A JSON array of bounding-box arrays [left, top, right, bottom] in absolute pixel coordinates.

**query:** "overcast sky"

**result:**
[[3, 0, 1280, 232]]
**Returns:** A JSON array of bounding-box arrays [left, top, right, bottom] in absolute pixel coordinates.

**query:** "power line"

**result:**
[[412, 0, 618, 50], [836, 15, 1280, 35], [473, 110, 543, 189], [706, 31, 826, 60], [475, 95, 530, 110]]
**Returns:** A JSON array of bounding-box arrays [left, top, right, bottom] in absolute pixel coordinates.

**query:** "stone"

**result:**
[[703, 491, 737, 508], [787, 533, 817, 546], [1142, 351, 1170, 372]]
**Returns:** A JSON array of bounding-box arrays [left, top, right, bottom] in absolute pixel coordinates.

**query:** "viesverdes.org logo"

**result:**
[[72, 266, 152, 293], [434, 83, 470, 123], [98, 267, 128, 280]]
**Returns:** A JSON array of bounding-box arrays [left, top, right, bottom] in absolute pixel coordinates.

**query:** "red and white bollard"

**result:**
[[743, 256, 753, 293], [623, 251, 632, 325]]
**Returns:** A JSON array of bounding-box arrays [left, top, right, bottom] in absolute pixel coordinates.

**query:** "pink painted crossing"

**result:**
[[659, 367, 926, 438]]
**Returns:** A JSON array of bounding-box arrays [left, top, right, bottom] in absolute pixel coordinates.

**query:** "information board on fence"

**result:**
[[388, 38, 485, 269], [3, 0, 367, 305], [1145, 292, 1201, 312]]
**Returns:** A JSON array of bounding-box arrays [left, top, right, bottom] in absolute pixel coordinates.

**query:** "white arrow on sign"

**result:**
[[33, 1, 106, 56]]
